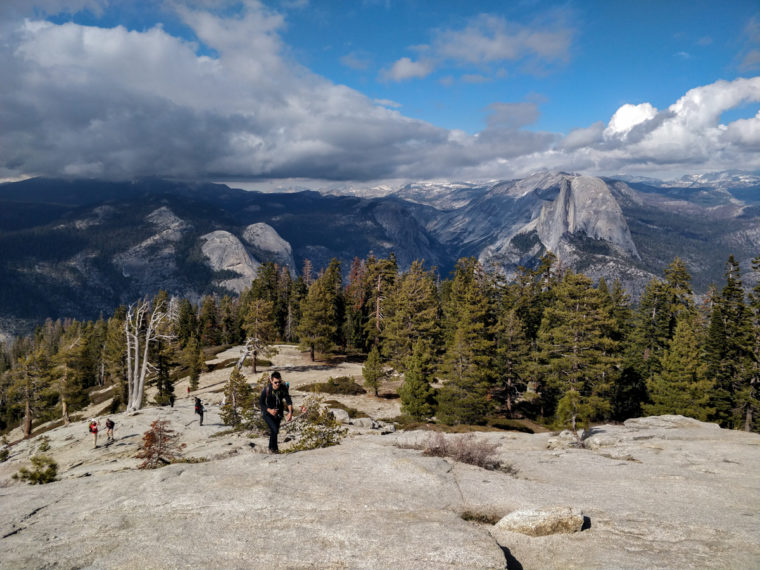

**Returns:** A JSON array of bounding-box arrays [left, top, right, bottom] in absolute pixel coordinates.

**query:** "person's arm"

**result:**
[[284, 389, 293, 421], [260, 387, 277, 417]]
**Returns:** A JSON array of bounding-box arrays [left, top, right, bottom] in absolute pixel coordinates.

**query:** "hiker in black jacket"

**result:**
[[259, 371, 293, 453]]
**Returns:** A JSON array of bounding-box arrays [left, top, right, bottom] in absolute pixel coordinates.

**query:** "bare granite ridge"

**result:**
[[1, 346, 758, 569]]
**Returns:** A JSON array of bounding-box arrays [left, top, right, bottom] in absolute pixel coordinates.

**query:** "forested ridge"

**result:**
[[1, 251, 759, 440]]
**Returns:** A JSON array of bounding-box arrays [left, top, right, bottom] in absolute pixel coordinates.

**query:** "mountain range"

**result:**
[[1, 172, 759, 338]]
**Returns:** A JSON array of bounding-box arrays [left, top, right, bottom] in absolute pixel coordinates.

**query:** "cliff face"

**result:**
[[535, 175, 638, 258], [1, 173, 759, 334]]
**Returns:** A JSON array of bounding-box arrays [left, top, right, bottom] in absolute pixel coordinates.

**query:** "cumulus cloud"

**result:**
[[604, 103, 659, 140], [432, 13, 573, 66], [0, 1, 758, 184], [380, 57, 434, 81]]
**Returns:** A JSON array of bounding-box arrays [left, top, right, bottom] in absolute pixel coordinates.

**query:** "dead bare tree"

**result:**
[[236, 336, 278, 374], [124, 298, 177, 413]]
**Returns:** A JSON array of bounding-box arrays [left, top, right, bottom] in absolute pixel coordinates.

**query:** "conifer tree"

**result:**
[[436, 258, 494, 425], [298, 260, 343, 360], [344, 256, 368, 350], [381, 260, 441, 374], [198, 295, 221, 347], [219, 295, 240, 345], [243, 298, 277, 373], [221, 366, 255, 427], [644, 315, 714, 420], [705, 256, 755, 428], [184, 337, 204, 392], [744, 254, 760, 432], [362, 345, 385, 396], [51, 324, 89, 424], [535, 271, 617, 434], [362, 254, 398, 350], [492, 306, 529, 416], [10, 348, 52, 438], [176, 299, 198, 348], [399, 339, 436, 420]]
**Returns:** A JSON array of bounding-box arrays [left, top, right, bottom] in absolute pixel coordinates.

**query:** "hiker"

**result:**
[[105, 418, 115, 442], [88, 418, 99, 448], [194, 397, 204, 426], [259, 371, 293, 453]]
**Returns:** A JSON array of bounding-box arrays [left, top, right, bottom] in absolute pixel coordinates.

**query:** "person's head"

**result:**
[[270, 371, 282, 389]]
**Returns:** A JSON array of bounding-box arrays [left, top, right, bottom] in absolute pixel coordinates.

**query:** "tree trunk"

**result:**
[[745, 408, 753, 432], [62, 397, 70, 426], [23, 398, 32, 439]]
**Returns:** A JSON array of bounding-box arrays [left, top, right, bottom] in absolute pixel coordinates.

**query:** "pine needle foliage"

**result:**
[[13, 454, 58, 484], [135, 419, 186, 469]]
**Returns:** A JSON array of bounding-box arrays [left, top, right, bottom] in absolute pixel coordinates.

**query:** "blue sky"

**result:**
[[1, 0, 758, 186]]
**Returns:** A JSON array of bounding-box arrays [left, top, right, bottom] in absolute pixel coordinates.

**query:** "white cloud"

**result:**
[[604, 103, 658, 139], [433, 13, 573, 66], [380, 57, 433, 81], [0, 2, 758, 184], [374, 98, 402, 108]]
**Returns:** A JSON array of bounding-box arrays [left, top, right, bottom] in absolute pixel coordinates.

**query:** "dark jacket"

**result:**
[[260, 384, 292, 418]]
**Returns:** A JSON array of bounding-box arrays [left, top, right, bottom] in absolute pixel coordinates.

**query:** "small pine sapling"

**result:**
[[135, 420, 186, 469], [13, 454, 58, 484]]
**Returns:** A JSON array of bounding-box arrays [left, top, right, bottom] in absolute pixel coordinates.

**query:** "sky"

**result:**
[[0, 0, 759, 189]]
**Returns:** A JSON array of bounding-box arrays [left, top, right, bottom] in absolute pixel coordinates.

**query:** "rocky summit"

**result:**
[[1, 394, 758, 568]]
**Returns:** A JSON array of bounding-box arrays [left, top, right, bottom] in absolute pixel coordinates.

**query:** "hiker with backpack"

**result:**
[[105, 418, 115, 442], [259, 371, 293, 453], [88, 418, 99, 448], [194, 397, 205, 426]]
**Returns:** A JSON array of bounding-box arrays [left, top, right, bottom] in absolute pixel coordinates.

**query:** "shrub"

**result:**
[[135, 420, 186, 469], [0, 447, 9, 462], [323, 400, 369, 419], [37, 436, 51, 452], [283, 395, 348, 453], [13, 455, 58, 484], [460, 509, 503, 525], [400, 432, 517, 474], [301, 376, 366, 395]]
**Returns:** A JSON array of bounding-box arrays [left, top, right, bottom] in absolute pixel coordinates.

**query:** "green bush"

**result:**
[[0, 447, 9, 462], [37, 436, 51, 452], [13, 454, 58, 484], [283, 395, 348, 453], [301, 376, 366, 395], [323, 400, 369, 419]]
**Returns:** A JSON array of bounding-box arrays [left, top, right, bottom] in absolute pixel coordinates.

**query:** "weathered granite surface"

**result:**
[[2, 410, 758, 570]]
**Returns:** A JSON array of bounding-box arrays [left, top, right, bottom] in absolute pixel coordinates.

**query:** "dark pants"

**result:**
[[263, 413, 282, 452]]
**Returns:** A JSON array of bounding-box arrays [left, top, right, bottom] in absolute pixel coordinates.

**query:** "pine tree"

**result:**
[[184, 337, 204, 392], [705, 256, 755, 428], [644, 315, 714, 420], [381, 260, 441, 374], [198, 295, 220, 347], [436, 258, 494, 425], [10, 348, 52, 438], [399, 339, 436, 420], [492, 306, 529, 417], [362, 254, 398, 350], [344, 256, 368, 350], [744, 254, 760, 432], [176, 299, 198, 348], [242, 299, 277, 373], [51, 323, 89, 424], [221, 366, 255, 428], [362, 345, 385, 396], [535, 271, 617, 434], [298, 260, 343, 360]]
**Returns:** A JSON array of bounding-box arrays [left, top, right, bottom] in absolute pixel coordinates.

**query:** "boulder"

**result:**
[[328, 408, 350, 424], [491, 506, 586, 539]]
